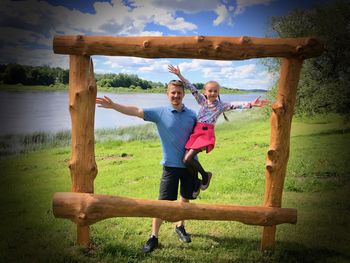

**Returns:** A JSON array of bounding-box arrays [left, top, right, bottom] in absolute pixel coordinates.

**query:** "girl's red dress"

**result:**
[[185, 122, 215, 153]]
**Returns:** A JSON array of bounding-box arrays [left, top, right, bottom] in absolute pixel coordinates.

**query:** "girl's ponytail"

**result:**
[[218, 95, 229, 121]]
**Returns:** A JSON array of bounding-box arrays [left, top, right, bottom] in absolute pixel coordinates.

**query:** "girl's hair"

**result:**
[[204, 80, 220, 89], [218, 95, 229, 121], [204, 81, 229, 122]]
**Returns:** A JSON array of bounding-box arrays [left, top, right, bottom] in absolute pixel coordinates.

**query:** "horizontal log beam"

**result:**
[[53, 35, 323, 60], [53, 192, 297, 226]]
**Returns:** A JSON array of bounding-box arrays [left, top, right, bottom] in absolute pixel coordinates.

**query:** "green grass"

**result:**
[[0, 83, 69, 92], [1, 110, 349, 262]]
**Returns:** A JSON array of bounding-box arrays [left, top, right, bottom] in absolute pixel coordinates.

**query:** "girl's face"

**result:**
[[204, 82, 220, 103]]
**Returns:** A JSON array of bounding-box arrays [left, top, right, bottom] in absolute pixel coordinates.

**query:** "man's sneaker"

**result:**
[[192, 179, 201, 198], [175, 225, 191, 243], [200, 172, 212, 190], [141, 235, 158, 254]]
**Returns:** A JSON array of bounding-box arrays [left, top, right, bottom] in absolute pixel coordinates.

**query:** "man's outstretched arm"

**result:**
[[96, 96, 144, 119]]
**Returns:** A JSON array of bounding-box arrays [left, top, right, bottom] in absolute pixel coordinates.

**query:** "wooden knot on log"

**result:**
[[76, 35, 83, 41], [267, 149, 277, 160], [88, 85, 95, 92], [295, 45, 303, 53], [196, 36, 205, 42], [78, 213, 87, 220], [272, 102, 284, 114], [215, 44, 222, 52], [143, 40, 150, 48], [198, 49, 206, 55], [240, 36, 251, 44], [266, 160, 274, 172], [266, 165, 273, 173]]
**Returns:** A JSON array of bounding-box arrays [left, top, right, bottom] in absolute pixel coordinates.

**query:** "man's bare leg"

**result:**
[[175, 197, 191, 243], [151, 218, 163, 237]]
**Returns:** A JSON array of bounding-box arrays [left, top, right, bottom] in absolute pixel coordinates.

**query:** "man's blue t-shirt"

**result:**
[[143, 105, 197, 168]]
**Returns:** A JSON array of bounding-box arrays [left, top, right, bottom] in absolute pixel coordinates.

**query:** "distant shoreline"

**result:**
[[0, 84, 267, 94]]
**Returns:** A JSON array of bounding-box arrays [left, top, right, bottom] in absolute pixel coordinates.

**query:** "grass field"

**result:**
[[1, 110, 349, 262]]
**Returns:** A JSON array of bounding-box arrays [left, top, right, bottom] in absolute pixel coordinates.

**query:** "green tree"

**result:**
[[267, 1, 350, 117], [57, 69, 69, 84], [3, 64, 27, 84]]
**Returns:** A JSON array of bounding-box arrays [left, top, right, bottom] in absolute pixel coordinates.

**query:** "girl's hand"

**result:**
[[251, 96, 269, 108], [168, 64, 181, 76], [96, 96, 114, 109]]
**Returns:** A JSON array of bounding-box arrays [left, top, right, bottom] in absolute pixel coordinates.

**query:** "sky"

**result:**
[[0, 0, 327, 90]]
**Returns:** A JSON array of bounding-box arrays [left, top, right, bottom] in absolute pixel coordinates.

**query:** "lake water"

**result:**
[[0, 91, 264, 135]]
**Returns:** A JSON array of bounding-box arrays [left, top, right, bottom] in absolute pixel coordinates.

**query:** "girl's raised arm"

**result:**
[[168, 64, 205, 105]]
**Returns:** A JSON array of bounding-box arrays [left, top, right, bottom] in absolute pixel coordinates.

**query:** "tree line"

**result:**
[[0, 64, 164, 89], [0, 63, 207, 91], [0, 64, 69, 86], [94, 72, 165, 90]]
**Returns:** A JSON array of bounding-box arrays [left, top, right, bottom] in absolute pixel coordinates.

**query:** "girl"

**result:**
[[168, 64, 268, 198]]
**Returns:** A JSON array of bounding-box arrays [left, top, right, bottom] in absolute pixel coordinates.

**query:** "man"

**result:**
[[96, 80, 199, 254]]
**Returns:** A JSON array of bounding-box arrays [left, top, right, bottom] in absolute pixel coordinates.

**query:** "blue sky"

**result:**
[[0, 0, 327, 90]]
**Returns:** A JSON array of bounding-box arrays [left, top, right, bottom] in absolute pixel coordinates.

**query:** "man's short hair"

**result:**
[[168, 79, 185, 91]]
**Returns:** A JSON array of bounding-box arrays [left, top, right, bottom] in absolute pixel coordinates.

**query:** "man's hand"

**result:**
[[96, 96, 114, 109]]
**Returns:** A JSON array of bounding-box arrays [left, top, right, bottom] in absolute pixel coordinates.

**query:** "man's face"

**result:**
[[167, 84, 185, 107]]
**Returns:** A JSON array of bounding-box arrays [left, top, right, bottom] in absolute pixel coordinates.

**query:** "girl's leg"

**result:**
[[183, 149, 201, 197], [183, 148, 209, 185]]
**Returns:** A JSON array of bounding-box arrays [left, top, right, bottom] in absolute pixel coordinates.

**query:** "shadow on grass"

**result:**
[[83, 234, 350, 263], [292, 127, 350, 138]]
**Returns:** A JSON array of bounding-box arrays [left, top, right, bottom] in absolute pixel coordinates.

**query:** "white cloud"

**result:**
[[234, 0, 273, 16], [0, 0, 201, 66], [133, 0, 219, 14], [97, 56, 170, 73], [0, 2, 196, 45], [159, 59, 273, 89], [213, 5, 229, 26]]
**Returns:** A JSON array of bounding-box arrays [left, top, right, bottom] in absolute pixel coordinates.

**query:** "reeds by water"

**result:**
[[0, 124, 157, 156]]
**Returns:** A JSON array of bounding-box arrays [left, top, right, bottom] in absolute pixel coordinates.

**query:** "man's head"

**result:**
[[167, 80, 185, 109]]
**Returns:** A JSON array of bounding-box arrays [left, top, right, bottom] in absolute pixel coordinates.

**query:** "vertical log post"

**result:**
[[261, 58, 303, 250], [68, 55, 98, 245]]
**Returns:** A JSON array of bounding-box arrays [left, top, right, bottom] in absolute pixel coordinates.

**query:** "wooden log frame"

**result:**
[[68, 55, 98, 245], [53, 192, 297, 226], [53, 35, 323, 60], [261, 58, 304, 250], [54, 35, 323, 249]]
